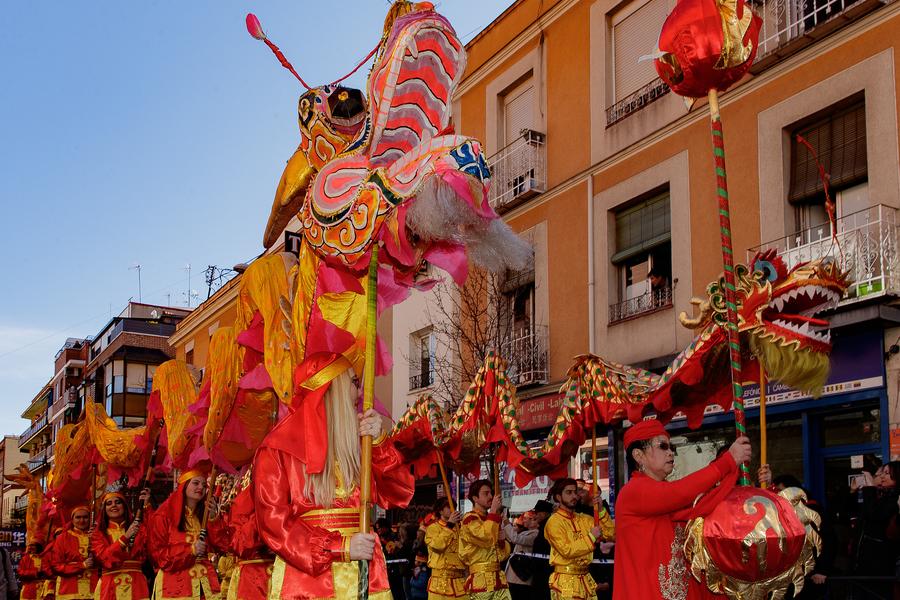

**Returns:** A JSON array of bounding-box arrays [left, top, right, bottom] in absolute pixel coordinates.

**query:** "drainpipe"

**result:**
[[587, 175, 596, 354]]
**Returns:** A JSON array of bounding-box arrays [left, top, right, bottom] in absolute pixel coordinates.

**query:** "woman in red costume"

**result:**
[[206, 483, 272, 600], [48, 507, 98, 600], [612, 420, 751, 599], [91, 489, 153, 600], [253, 352, 415, 600], [148, 470, 222, 600], [17, 542, 45, 600]]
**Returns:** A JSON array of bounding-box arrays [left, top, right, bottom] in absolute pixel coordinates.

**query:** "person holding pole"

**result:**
[[612, 420, 751, 600], [147, 470, 222, 599], [91, 488, 153, 600], [458, 479, 511, 600], [544, 479, 606, 600], [424, 498, 466, 600], [252, 352, 414, 600], [47, 506, 99, 600]]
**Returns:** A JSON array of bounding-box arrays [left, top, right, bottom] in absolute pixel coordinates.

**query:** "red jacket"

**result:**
[[90, 517, 152, 600], [613, 453, 737, 599]]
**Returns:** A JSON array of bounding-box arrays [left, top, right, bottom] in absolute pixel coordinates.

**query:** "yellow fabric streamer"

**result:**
[[203, 326, 243, 454], [153, 360, 200, 465], [236, 253, 298, 405], [84, 401, 146, 468]]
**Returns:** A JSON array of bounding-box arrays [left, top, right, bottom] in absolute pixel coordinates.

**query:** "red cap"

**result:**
[[623, 419, 668, 448]]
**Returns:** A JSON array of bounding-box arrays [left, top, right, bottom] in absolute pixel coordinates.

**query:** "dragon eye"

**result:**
[[754, 259, 778, 282]]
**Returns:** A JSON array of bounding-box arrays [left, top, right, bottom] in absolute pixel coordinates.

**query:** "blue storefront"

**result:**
[[612, 323, 890, 571]]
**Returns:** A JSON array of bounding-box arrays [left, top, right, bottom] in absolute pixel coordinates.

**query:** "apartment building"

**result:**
[[0, 436, 27, 528], [383, 0, 900, 512], [80, 303, 190, 427]]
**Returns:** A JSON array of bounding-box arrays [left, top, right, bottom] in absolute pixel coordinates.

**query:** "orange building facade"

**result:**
[[403, 0, 900, 514]]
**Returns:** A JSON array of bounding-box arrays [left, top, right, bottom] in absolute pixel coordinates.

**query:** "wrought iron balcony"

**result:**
[[500, 325, 549, 387], [609, 286, 674, 324], [27, 447, 50, 473], [605, 77, 671, 127], [409, 370, 435, 391], [487, 130, 546, 213], [19, 414, 49, 448], [749, 204, 900, 304], [753, 0, 881, 68]]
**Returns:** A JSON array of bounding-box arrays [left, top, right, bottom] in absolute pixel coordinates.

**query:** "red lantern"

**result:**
[[654, 0, 762, 98], [685, 487, 822, 598]]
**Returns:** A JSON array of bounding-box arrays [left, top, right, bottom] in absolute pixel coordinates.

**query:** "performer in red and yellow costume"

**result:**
[[458, 480, 511, 600], [613, 420, 751, 599], [47, 507, 98, 600], [544, 478, 604, 600], [148, 470, 222, 600], [90, 489, 152, 600], [207, 485, 273, 600], [17, 543, 45, 600], [424, 498, 466, 599], [253, 352, 414, 600]]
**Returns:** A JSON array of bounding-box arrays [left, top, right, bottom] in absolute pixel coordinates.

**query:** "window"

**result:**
[[612, 0, 669, 101], [501, 75, 535, 147], [789, 98, 867, 236], [500, 269, 535, 340], [609, 190, 673, 322], [409, 328, 435, 391], [185, 348, 194, 366]]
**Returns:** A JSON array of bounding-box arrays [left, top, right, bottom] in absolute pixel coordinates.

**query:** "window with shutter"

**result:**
[[609, 190, 673, 320], [613, 0, 669, 101], [502, 77, 535, 146], [789, 99, 867, 204]]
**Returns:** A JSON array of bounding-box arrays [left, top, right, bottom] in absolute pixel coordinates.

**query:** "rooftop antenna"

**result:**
[[184, 264, 192, 307], [129, 264, 142, 302]]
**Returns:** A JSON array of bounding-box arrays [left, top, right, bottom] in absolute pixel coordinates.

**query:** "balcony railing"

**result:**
[[754, 0, 880, 67], [605, 77, 671, 127], [19, 414, 49, 447], [14, 495, 28, 512], [749, 204, 900, 303], [500, 325, 549, 387], [27, 447, 49, 472], [487, 130, 546, 213], [409, 370, 435, 391], [609, 286, 674, 324]]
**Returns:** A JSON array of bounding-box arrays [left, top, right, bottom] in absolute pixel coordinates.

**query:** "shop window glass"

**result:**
[[821, 405, 880, 447]]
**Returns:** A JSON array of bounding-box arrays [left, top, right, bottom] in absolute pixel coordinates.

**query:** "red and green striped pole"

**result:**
[[708, 90, 751, 486]]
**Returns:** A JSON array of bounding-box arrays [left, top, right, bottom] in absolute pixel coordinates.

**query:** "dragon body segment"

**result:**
[[388, 252, 849, 482]]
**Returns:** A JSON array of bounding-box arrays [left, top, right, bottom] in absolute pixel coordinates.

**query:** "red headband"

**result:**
[[623, 419, 669, 448]]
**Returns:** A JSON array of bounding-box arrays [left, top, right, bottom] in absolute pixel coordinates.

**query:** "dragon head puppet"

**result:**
[[656, 249, 850, 425], [254, 1, 532, 284]]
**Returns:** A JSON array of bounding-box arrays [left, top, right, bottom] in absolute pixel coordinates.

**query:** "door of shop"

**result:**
[[806, 397, 887, 573]]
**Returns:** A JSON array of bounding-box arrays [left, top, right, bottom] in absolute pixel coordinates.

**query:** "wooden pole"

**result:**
[[436, 451, 455, 512], [591, 427, 599, 527], [759, 368, 768, 488], [358, 245, 379, 599], [197, 466, 217, 559]]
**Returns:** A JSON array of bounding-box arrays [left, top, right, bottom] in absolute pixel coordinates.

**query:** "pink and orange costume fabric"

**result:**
[[253, 353, 414, 599], [207, 486, 273, 600], [90, 493, 153, 600], [148, 479, 222, 600]]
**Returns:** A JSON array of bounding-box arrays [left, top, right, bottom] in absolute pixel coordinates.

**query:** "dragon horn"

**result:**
[[245, 14, 311, 90]]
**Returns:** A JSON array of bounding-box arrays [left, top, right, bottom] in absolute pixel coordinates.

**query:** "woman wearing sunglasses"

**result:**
[[612, 420, 752, 599], [91, 488, 153, 600]]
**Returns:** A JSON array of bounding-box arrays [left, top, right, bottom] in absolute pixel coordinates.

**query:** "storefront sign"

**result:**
[[673, 327, 884, 419], [0, 528, 26, 567], [890, 428, 900, 459], [517, 393, 564, 430]]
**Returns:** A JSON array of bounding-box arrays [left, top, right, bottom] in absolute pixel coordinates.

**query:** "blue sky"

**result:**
[[0, 1, 512, 435]]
